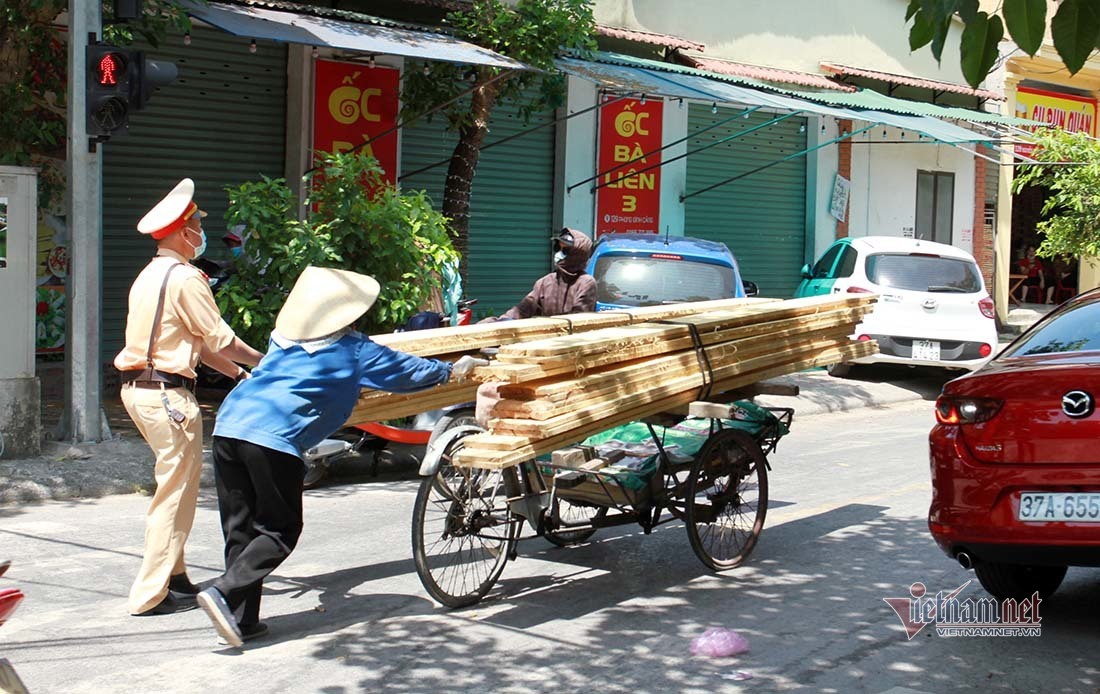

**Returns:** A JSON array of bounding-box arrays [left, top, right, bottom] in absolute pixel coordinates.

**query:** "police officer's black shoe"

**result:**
[[168, 573, 200, 595], [133, 591, 198, 617]]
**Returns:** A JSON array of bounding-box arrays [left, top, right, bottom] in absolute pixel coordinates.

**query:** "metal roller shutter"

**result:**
[[684, 104, 807, 298], [102, 26, 287, 359], [401, 96, 555, 317]]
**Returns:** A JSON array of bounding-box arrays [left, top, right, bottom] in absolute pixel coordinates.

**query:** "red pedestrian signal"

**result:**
[[94, 52, 126, 86]]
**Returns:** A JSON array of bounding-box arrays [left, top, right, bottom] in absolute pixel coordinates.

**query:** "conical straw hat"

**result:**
[[275, 266, 381, 341]]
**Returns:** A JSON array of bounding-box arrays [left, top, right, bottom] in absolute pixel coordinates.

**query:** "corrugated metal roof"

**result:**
[[183, 0, 525, 69], [821, 61, 1004, 100], [682, 55, 856, 92], [557, 53, 994, 144], [597, 25, 705, 52], [795, 87, 1036, 126], [570, 52, 1028, 130], [216, 0, 436, 32]]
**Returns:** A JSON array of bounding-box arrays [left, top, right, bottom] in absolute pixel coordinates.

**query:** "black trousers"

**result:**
[[211, 436, 305, 626]]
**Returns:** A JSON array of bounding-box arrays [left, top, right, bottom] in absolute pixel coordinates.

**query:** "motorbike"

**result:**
[[301, 298, 479, 488], [0, 561, 24, 628]]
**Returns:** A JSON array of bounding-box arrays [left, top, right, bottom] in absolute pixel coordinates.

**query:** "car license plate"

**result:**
[[1018, 492, 1100, 522], [912, 339, 940, 360]]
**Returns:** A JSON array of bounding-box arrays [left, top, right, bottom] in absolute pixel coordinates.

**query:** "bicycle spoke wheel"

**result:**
[[684, 429, 769, 571], [412, 438, 516, 608], [545, 495, 607, 547]]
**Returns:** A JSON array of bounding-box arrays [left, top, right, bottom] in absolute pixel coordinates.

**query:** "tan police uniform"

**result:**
[[115, 179, 238, 615]]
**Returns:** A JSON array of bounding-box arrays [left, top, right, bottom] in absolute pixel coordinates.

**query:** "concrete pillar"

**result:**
[[0, 167, 42, 457], [994, 81, 1018, 323], [835, 119, 852, 238], [972, 144, 993, 290]]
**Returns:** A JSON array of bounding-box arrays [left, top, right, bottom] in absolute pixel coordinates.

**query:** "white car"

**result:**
[[795, 236, 998, 376]]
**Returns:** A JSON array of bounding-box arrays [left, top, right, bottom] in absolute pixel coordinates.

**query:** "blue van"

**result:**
[[585, 233, 753, 311]]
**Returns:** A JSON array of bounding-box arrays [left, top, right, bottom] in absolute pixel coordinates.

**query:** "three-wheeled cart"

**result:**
[[411, 398, 794, 608]]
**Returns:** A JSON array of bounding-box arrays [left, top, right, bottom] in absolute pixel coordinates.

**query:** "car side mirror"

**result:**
[[743, 281, 759, 297], [800, 263, 812, 280]]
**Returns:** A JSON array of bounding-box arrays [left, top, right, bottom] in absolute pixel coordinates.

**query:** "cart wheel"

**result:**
[[684, 429, 769, 571], [412, 434, 517, 608], [544, 497, 607, 547]]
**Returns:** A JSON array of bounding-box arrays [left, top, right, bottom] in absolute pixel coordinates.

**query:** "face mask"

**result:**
[[554, 251, 566, 265], [229, 246, 243, 259], [187, 229, 208, 259]]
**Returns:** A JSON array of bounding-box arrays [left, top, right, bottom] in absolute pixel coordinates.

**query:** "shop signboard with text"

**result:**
[[312, 59, 400, 183], [1015, 86, 1097, 157], [595, 97, 662, 237]]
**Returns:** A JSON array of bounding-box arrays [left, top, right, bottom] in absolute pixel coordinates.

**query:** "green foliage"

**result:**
[[401, 0, 596, 163], [1012, 129, 1100, 260], [959, 12, 1003, 88], [0, 0, 189, 210], [1002, 0, 1046, 56], [219, 151, 458, 346], [906, 0, 1099, 88]]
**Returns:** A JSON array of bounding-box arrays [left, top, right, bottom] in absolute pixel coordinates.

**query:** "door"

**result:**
[[915, 171, 955, 244]]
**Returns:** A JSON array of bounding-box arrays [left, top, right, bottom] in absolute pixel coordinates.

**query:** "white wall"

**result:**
[[843, 126, 976, 251], [558, 76, 599, 232], [596, 0, 970, 85]]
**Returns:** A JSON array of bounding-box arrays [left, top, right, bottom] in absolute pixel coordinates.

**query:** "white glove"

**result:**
[[452, 355, 490, 381]]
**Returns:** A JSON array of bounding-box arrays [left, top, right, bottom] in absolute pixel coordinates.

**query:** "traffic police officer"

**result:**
[[114, 178, 264, 616]]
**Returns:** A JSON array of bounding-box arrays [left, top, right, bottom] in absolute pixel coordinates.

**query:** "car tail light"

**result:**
[[846, 286, 873, 294], [978, 343, 992, 358], [857, 334, 871, 341], [978, 296, 995, 319], [934, 396, 1003, 425]]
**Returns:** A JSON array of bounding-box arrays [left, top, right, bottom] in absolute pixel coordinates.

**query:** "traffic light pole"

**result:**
[[63, 0, 107, 442]]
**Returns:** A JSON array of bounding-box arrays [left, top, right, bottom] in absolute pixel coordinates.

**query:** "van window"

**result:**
[[811, 244, 842, 279], [866, 253, 982, 293], [594, 256, 735, 306]]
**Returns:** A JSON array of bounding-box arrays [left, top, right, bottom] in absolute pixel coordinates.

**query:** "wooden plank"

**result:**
[[496, 295, 875, 359], [490, 326, 852, 419], [495, 323, 853, 403], [479, 305, 872, 383], [343, 296, 873, 428], [367, 297, 777, 357], [489, 336, 853, 437], [452, 340, 877, 469]]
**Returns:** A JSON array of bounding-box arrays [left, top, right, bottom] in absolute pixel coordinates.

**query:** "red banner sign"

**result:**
[[312, 60, 400, 183], [595, 97, 662, 237]]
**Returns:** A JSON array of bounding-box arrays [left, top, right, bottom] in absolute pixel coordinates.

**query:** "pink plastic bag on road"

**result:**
[[690, 627, 750, 657]]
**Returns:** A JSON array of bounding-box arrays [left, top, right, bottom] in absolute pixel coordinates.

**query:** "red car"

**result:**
[[929, 287, 1100, 600]]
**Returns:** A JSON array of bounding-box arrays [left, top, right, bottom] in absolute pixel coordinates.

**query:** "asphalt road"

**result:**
[[2, 397, 1098, 693]]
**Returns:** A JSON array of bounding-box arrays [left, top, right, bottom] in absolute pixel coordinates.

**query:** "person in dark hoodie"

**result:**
[[474, 228, 596, 426], [493, 228, 596, 320]]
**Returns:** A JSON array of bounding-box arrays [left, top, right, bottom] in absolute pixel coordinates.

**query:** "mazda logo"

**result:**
[[1062, 390, 1094, 418]]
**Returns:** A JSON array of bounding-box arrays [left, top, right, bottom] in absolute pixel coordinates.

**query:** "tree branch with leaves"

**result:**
[[1013, 128, 1100, 260], [400, 0, 596, 255], [906, 0, 1100, 88]]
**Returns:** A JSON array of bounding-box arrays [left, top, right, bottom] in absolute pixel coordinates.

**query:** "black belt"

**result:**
[[120, 368, 196, 392]]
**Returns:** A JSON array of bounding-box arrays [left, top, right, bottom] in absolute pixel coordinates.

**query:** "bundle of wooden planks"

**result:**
[[346, 296, 777, 424], [450, 294, 878, 470]]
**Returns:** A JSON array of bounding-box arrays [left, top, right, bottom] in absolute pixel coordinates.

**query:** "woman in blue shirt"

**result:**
[[196, 266, 484, 647]]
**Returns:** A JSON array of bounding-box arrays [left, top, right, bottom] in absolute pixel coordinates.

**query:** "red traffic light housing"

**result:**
[[85, 43, 178, 140]]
